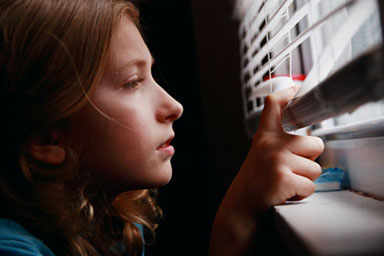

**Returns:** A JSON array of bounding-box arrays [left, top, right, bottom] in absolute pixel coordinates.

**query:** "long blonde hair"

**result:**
[[0, 0, 160, 255]]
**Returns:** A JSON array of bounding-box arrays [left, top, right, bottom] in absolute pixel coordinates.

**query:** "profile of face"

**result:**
[[66, 16, 183, 190]]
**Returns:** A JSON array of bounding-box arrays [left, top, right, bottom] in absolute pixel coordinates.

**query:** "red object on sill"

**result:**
[[263, 74, 306, 82]]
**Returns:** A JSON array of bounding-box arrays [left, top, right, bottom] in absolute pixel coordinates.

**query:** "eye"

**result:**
[[123, 78, 144, 89]]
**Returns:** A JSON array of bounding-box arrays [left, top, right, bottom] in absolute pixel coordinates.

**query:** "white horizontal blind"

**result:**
[[235, 0, 380, 125]]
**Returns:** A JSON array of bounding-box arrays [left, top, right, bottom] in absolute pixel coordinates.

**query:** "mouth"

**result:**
[[157, 135, 175, 156], [157, 135, 174, 149]]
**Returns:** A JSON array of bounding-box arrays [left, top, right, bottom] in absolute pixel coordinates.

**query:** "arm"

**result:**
[[209, 85, 324, 255]]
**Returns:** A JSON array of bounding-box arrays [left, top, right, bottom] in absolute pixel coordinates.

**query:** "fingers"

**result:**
[[284, 148, 321, 201], [284, 151, 321, 201], [248, 84, 324, 205], [288, 153, 322, 181], [287, 174, 316, 201], [286, 135, 324, 160], [276, 151, 321, 202], [259, 85, 300, 132]]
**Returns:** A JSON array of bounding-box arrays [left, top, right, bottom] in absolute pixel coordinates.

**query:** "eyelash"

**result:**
[[123, 78, 144, 89]]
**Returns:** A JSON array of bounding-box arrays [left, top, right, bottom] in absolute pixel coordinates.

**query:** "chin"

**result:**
[[147, 166, 173, 188], [152, 173, 173, 188], [115, 164, 173, 190]]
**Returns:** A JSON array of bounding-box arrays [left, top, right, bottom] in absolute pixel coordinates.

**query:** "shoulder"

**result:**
[[0, 218, 55, 256]]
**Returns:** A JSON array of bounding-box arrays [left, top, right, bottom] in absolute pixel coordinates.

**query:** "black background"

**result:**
[[137, 0, 251, 254]]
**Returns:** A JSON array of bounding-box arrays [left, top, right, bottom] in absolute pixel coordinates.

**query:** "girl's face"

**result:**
[[66, 16, 183, 190]]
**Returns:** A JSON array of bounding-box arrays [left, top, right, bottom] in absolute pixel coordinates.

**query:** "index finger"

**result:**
[[258, 84, 300, 132]]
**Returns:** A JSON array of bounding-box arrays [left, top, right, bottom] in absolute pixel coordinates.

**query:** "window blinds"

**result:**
[[235, 0, 384, 136]]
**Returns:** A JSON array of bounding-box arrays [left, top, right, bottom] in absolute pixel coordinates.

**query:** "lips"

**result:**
[[157, 135, 175, 156], [157, 136, 174, 149]]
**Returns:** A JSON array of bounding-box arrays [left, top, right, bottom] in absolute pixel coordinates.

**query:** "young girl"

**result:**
[[0, 0, 323, 255]]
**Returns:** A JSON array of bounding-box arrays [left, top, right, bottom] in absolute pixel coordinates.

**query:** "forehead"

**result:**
[[107, 16, 151, 71]]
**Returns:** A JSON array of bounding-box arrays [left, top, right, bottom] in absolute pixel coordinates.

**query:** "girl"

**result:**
[[0, 0, 323, 255]]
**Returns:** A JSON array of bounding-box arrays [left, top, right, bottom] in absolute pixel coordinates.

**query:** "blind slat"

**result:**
[[243, 0, 321, 87], [244, 0, 353, 89], [239, 0, 265, 35], [241, 0, 293, 55], [236, 0, 383, 136], [297, 0, 377, 97]]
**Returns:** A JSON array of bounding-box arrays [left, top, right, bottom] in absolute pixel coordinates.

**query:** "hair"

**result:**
[[0, 0, 161, 255]]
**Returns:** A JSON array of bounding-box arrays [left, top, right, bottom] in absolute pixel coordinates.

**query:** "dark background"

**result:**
[[136, 0, 251, 254]]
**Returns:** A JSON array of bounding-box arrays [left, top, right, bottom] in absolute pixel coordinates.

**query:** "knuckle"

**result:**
[[273, 163, 286, 177], [301, 181, 316, 198], [253, 133, 275, 149], [275, 169, 290, 186], [269, 151, 288, 169], [252, 132, 264, 145], [308, 182, 316, 195]]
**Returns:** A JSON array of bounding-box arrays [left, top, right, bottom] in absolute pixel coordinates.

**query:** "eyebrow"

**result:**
[[117, 56, 155, 74]]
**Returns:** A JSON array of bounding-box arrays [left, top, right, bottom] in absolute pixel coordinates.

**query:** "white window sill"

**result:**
[[274, 190, 384, 256]]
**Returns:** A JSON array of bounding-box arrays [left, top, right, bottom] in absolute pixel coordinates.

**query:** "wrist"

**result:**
[[209, 184, 269, 256]]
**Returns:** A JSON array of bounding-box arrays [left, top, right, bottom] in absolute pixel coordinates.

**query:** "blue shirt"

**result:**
[[0, 218, 145, 255], [0, 218, 55, 256]]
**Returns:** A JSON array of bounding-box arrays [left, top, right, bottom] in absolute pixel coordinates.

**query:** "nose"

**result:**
[[156, 85, 183, 123]]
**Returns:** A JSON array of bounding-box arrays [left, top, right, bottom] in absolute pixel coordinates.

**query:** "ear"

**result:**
[[28, 131, 66, 165]]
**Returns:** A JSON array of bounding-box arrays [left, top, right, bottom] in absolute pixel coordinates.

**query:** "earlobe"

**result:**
[[28, 137, 66, 165]]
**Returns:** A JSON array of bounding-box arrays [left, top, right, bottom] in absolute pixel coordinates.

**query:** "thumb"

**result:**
[[259, 84, 300, 132]]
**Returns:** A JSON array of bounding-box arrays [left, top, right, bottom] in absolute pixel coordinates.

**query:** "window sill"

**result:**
[[274, 190, 384, 256]]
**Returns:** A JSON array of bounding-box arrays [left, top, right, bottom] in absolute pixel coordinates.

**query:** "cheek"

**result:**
[[94, 91, 153, 131], [67, 102, 156, 186], [70, 104, 139, 161]]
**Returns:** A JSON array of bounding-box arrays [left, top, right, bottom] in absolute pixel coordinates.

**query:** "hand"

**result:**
[[232, 84, 324, 215], [209, 85, 324, 256]]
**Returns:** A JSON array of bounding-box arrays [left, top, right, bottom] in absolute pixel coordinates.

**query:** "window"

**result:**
[[234, 0, 383, 137], [234, 2, 384, 254], [234, 0, 384, 198]]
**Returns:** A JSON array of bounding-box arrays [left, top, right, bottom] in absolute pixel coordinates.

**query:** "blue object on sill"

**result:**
[[315, 167, 345, 192]]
